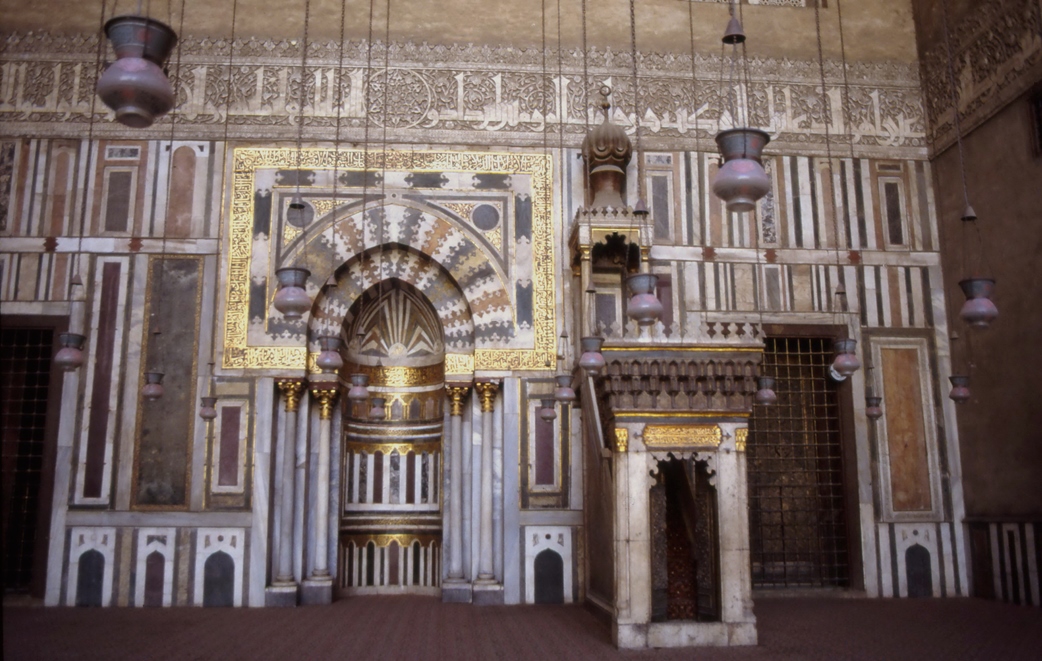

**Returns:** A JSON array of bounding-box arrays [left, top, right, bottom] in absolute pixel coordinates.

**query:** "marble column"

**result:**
[[579, 247, 594, 338], [302, 379, 337, 605], [267, 379, 303, 607], [472, 380, 503, 604], [443, 384, 473, 602]]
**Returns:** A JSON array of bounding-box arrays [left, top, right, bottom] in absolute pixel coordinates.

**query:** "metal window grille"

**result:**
[[1, 327, 54, 592], [747, 336, 850, 588]]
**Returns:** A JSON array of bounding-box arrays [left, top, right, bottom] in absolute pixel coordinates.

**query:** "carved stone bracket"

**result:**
[[598, 347, 761, 415]]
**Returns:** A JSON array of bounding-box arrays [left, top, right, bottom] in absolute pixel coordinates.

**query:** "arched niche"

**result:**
[[309, 245, 479, 356], [75, 549, 105, 607], [288, 199, 513, 349], [144, 550, 165, 607], [345, 279, 445, 369], [534, 549, 565, 604], [906, 544, 933, 598], [202, 551, 235, 607]]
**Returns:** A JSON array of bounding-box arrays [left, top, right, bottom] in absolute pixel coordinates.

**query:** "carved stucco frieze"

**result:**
[[920, 0, 1042, 153], [0, 31, 925, 157]]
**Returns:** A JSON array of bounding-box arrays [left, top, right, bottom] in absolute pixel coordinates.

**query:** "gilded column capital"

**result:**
[[310, 386, 339, 421], [446, 384, 472, 417], [614, 427, 629, 453], [276, 379, 305, 412], [474, 381, 500, 413], [735, 427, 748, 453]]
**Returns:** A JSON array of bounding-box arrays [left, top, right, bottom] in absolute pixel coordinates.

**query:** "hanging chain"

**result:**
[[687, 0, 700, 156], [716, 38, 725, 136], [556, 0, 565, 154], [77, 0, 110, 286], [940, 0, 989, 276], [361, 0, 376, 248], [151, 0, 187, 356], [541, 0, 549, 179], [540, 0, 552, 347], [209, 0, 239, 377], [940, 0, 971, 278], [329, 0, 348, 293], [555, 0, 568, 360], [836, 0, 858, 252], [725, 0, 738, 131], [581, 0, 589, 135], [379, 0, 392, 250], [629, 0, 644, 204], [941, 0, 971, 215], [290, 0, 312, 273], [835, 0, 858, 288], [738, 0, 752, 131], [815, 0, 846, 315]]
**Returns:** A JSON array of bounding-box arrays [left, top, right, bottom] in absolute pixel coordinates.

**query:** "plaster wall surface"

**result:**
[[930, 90, 1042, 519], [0, 0, 919, 64]]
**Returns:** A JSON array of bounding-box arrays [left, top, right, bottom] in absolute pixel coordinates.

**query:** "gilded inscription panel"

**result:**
[[222, 147, 555, 372], [643, 424, 722, 448]]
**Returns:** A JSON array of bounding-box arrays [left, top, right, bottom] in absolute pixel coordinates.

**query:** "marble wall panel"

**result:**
[[74, 258, 128, 505], [870, 336, 944, 522], [881, 347, 932, 512], [133, 256, 203, 508]]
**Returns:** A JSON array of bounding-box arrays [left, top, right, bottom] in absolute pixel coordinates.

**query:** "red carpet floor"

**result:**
[[3, 595, 1041, 660]]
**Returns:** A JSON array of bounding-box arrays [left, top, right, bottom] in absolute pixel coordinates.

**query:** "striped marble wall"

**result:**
[[61, 525, 248, 607], [969, 521, 1042, 608], [1, 136, 965, 605], [558, 148, 945, 344]]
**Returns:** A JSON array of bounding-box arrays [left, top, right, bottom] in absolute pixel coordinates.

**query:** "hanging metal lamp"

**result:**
[[755, 375, 778, 406], [142, 370, 165, 401], [710, 13, 770, 213], [199, 396, 218, 421], [348, 373, 370, 402], [948, 375, 971, 403], [865, 396, 883, 421], [553, 373, 577, 403], [712, 128, 772, 213], [273, 267, 312, 320], [831, 338, 861, 378], [626, 273, 664, 328], [369, 396, 387, 420], [958, 278, 998, 329], [286, 195, 310, 228], [97, 15, 178, 128], [539, 398, 558, 422], [54, 332, 87, 372], [315, 335, 344, 372], [578, 337, 606, 376]]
